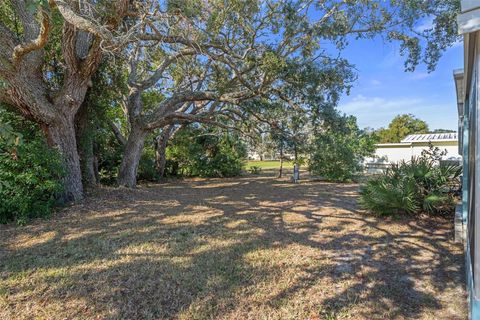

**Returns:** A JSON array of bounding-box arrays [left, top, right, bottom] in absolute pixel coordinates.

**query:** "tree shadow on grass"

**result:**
[[0, 175, 466, 319]]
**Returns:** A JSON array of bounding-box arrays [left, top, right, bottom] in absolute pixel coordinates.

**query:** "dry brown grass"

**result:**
[[0, 174, 466, 319]]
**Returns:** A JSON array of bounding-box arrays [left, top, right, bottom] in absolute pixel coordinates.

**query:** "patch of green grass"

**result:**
[[245, 160, 294, 170]]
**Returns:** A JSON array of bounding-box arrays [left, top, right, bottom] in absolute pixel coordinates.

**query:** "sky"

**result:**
[[336, 37, 463, 131]]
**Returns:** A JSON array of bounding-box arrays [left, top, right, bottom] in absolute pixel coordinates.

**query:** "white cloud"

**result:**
[[338, 94, 457, 130], [409, 72, 432, 80], [415, 17, 434, 33], [339, 95, 422, 114], [370, 79, 381, 86]]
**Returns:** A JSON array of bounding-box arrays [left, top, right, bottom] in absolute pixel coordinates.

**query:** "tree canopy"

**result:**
[[377, 114, 430, 143]]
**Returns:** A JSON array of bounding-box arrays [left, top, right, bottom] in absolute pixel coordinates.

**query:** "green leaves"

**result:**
[[26, 0, 49, 14], [377, 114, 429, 143], [259, 51, 287, 76], [359, 177, 420, 215], [0, 107, 64, 224], [0, 78, 8, 90], [359, 155, 460, 216], [0, 138, 65, 224], [165, 125, 246, 178], [0, 121, 22, 151], [309, 115, 376, 182]]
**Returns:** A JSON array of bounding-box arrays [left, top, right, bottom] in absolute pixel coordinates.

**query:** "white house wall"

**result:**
[[367, 142, 460, 164], [373, 145, 413, 163]]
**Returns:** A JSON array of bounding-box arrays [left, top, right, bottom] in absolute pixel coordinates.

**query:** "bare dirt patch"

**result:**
[[0, 175, 466, 319]]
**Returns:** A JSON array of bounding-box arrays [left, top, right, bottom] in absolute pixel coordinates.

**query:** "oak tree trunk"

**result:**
[[155, 140, 168, 180], [278, 145, 284, 178], [46, 114, 84, 202], [155, 126, 174, 180], [117, 125, 147, 187], [75, 102, 97, 187]]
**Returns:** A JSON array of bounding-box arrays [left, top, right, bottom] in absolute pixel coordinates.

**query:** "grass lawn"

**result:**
[[0, 175, 466, 319], [246, 160, 294, 170]]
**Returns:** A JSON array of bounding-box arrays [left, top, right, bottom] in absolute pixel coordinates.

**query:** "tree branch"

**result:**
[[137, 49, 197, 89], [51, 0, 115, 43], [12, 9, 50, 66], [270, 88, 305, 113], [143, 88, 254, 130], [107, 118, 127, 146], [165, 112, 256, 139]]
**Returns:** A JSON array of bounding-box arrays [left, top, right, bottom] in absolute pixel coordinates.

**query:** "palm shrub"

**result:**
[[359, 153, 461, 216]]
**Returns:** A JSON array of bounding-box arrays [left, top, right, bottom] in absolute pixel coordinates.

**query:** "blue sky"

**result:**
[[336, 37, 462, 131]]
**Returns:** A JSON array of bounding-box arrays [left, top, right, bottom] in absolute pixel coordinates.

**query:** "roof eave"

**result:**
[[458, 2, 480, 34], [457, 1, 480, 108], [454, 69, 465, 117]]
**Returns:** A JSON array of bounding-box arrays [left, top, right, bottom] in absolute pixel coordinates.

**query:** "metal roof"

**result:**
[[401, 133, 458, 143]]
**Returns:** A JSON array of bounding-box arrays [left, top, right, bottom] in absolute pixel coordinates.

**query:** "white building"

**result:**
[[365, 133, 460, 172]]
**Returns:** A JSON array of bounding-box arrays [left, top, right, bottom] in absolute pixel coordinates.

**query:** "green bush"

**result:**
[[309, 116, 376, 182], [359, 156, 461, 216], [138, 146, 160, 181], [166, 126, 246, 178], [0, 108, 65, 224], [249, 166, 261, 174], [96, 130, 124, 185], [0, 140, 65, 224]]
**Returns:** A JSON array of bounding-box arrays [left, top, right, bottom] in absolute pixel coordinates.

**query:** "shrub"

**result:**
[[309, 116, 376, 182], [95, 129, 124, 185], [0, 108, 65, 224], [0, 140, 65, 224], [249, 166, 261, 174], [138, 146, 160, 181], [359, 155, 461, 216], [166, 126, 246, 178]]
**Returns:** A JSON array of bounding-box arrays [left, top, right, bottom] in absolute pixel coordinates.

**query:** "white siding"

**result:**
[[366, 142, 460, 165]]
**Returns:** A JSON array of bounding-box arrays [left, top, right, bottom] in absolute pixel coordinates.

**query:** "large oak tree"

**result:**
[[0, 0, 133, 200]]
